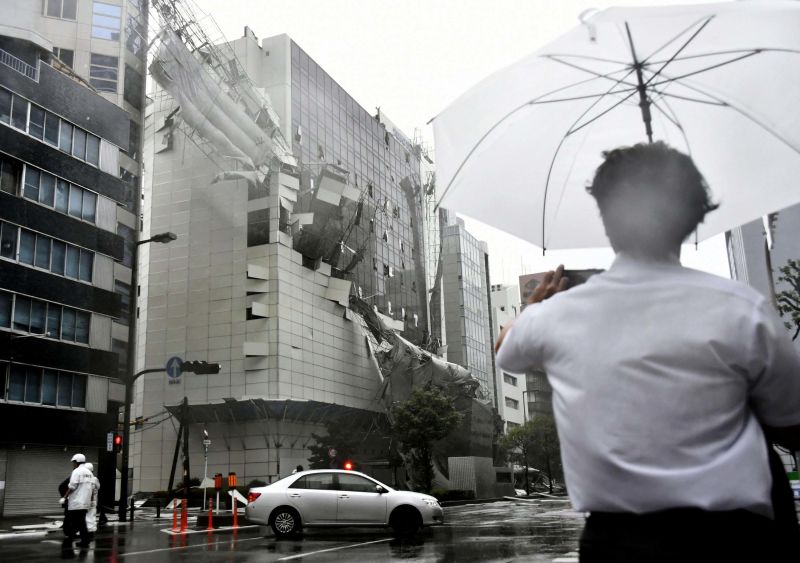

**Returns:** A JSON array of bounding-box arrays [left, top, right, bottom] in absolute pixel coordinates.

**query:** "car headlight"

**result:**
[[421, 498, 439, 507]]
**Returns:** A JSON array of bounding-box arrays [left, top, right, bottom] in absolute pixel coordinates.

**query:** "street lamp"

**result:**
[[118, 231, 177, 522]]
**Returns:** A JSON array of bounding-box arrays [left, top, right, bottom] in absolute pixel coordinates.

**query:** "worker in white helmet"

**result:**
[[60, 453, 93, 547]]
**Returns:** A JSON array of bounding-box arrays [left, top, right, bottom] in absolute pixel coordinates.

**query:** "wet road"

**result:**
[[0, 499, 584, 562]]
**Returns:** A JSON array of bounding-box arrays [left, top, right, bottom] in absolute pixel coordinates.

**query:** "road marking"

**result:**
[[119, 536, 263, 557], [276, 538, 392, 561]]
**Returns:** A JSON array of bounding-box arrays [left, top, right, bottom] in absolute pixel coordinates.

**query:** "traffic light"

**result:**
[[343, 460, 353, 470], [113, 434, 123, 453], [181, 361, 221, 374]]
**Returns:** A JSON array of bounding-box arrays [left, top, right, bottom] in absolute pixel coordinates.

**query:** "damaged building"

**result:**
[[131, 1, 495, 495]]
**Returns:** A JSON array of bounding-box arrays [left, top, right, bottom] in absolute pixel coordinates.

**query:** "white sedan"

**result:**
[[245, 469, 444, 537]]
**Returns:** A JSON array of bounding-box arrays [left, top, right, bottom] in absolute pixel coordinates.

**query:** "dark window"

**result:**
[[65, 245, 80, 278], [23, 167, 40, 201], [29, 300, 46, 334], [55, 179, 69, 213], [115, 281, 130, 326], [13, 295, 31, 331], [112, 338, 127, 373], [8, 365, 25, 401], [46, 305, 61, 338], [61, 308, 76, 341], [0, 291, 11, 327], [57, 372, 72, 406], [51, 240, 66, 275], [82, 190, 97, 222], [68, 185, 83, 218], [19, 230, 35, 264], [0, 89, 11, 123], [59, 121, 73, 153], [247, 209, 270, 247], [28, 104, 45, 139], [86, 135, 100, 166], [79, 250, 93, 282], [34, 234, 51, 269], [117, 223, 135, 267], [127, 119, 141, 160], [72, 373, 86, 407], [125, 14, 145, 59], [0, 156, 21, 194], [89, 53, 119, 92], [38, 173, 55, 207], [124, 65, 143, 110], [72, 128, 87, 160], [26, 367, 42, 402], [53, 47, 74, 69], [42, 369, 58, 405], [75, 311, 90, 343], [0, 222, 17, 259], [10, 95, 28, 130]]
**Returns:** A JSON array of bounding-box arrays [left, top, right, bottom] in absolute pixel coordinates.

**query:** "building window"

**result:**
[[123, 65, 143, 110], [89, 53, 119, 93], [53, 47, 74, 69], [114, 281, 130, 326], [22, 165, 97, 223], [503, 373, 518, 386], [247, 209, 270, 247], [4, 365, 86, 408], [2, 222, 94, 282], [45, 0, 77, 20], [505, 397, 519, 410], [0, 156, 21, 195], [117, 223, 135, 267], [92, 2, 122, 41], [125, 14, 146, 59], [10, 94, 28, 131]]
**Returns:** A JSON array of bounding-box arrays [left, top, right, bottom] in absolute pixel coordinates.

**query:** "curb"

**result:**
[[440, 497, 508, 507]]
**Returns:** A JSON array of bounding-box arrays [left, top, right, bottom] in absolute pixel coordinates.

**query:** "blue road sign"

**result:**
[[166, 356, 184, 380]]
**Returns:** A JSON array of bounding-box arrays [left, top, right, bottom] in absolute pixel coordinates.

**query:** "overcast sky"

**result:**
[[190, 0, 731, 284]]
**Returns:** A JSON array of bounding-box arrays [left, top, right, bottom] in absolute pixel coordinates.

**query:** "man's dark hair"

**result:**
[[587, 142, 719, 252]]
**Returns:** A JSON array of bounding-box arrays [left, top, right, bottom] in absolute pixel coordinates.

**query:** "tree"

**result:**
[[390, 386, 463, 493], [306, 419, 361, 469], [777, 258, 800, 340], [499, 421, 537, 494], [528, 415, 563, 493], [499, 415, 563, 494]]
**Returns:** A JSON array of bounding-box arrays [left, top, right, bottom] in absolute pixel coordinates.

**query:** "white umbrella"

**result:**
[[432, 1, 800, 251]]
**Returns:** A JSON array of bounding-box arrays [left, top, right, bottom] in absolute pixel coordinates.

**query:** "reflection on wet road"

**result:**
[[0, 499, 584, 562]]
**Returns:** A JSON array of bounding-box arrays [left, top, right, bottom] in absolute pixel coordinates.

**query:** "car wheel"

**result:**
[[390, 506, 421, 536], [270, 507, 301, 537]]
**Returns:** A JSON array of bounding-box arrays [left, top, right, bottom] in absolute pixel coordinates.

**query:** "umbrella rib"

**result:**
[[647, 47, 800, 66], [435, 73, 612, 207], [539, 52, 630, 65], [654, 75, 800, 158], [543, 55, 639, 89], [641, 17, 714, 86], [650, 90, 726, 106], [648, 97, 692, 156], [567, 88, 639, 136], [640, 16, 715, 67], [648, 50, 763, 89], [531, 85, 639, 105]]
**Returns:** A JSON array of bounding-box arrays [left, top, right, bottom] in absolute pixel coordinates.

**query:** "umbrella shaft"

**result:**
[[634, 65, 653, 144]]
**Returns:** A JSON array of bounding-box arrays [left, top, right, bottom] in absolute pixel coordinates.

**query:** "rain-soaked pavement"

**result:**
[[0, 498, 584, 562]]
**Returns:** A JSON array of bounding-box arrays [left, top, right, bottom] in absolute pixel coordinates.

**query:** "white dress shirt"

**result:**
[[496, 253, 800, 518]]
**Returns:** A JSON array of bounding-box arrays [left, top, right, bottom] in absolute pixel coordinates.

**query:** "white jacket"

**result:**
[[67, 465, 94, 511]]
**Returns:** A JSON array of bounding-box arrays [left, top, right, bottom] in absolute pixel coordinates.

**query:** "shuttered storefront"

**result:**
[[4, 446, 98, 516]]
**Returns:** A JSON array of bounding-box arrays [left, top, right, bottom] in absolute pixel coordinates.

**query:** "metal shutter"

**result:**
[[4, 447, 98, 516]]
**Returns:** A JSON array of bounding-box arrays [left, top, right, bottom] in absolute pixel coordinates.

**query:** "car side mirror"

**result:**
[[375, 485, 387, 494]]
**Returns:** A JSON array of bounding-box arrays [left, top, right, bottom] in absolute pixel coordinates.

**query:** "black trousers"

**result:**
[[64, 509, 89, 544], [579, 508, 793, 562]]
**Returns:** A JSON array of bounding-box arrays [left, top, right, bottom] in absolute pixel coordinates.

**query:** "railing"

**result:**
[[0, 48, 38, 81]]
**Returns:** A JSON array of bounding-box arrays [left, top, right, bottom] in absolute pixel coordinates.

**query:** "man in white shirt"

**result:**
[[495, 142, 800, 561], [61, 453, 93, 548]]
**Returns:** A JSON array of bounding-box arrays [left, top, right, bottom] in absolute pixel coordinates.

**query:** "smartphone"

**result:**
[[561, 268, 604, 287]]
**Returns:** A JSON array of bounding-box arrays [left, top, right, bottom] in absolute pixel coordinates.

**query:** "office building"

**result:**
[[490, 284, 524, 431], [0, 25, 132, 515]]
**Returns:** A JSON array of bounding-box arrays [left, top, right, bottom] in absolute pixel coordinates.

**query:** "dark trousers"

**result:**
[[64, 509, 89, 544], [579, 508, 793, 562]]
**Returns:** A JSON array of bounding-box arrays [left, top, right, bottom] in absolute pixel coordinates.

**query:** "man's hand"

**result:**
[[494, 265, 569, 353], [59, 498, 66, 506], [527, 265, 569, 305]]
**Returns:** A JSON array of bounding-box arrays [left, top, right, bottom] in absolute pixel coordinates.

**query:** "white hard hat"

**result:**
[[84, 462, 94, 472], [71, 453, 86, 463]]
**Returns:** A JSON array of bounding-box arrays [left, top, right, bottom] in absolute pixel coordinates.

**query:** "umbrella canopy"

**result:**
[[432, 1, 800, 251]]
